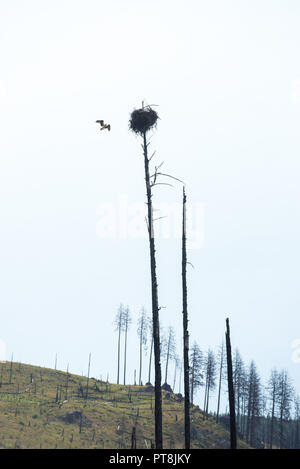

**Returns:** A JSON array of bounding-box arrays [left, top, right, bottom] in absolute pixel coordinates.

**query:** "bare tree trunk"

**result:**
[[216, 343, 224, 423], [148, 336, 153, 384], [173, 361, 177, 392], [203, 372, 208, 419], [164, 349, 169, 384], [139, 328, 143, 385], [123, 319, 128, 386], [270, 391, 275, 449], [182, 187, 190, 449], [205, 379, 210, 415], [117, 322, 121, 385], [143, 131, 163, 449], [179, 362, 182, 394], [85, 353, 91, 401], [190, 358, 195, 405], [225, 318, 237, 449], [131, 427, 137, 449]]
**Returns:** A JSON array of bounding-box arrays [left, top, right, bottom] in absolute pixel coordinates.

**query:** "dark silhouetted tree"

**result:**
[[225, 318, 237, 449], [129, 103, 163, 448], [182, 186, 191, 449]]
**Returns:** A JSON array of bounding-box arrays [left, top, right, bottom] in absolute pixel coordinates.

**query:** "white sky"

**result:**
[[0, 0, 300, 408]]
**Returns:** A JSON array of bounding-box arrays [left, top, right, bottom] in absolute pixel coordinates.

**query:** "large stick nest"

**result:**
[[129, 106, 159, 135]]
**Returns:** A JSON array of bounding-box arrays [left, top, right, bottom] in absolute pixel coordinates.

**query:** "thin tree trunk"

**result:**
[[139, 329, 143, 385], [143, 131, 163, 449], [205, 380, 210, 414], [117, 323, 121, 385], [270, 390, 275, 449], [182, 187, 190, 449], [148, 336, 153, 384], [203, 374, 208, 419], [173, 362, 177, 392], [280, 410, 283, 449], [123, 320, 128, 386], [164, 338, 170, 384], [246, 388, 252, 444], [216, 344, 224, 423], [85, 353, 91, 401], [179, 362, 182, 394], [191, 358, 195, 405], [225, 318, 237, 449]]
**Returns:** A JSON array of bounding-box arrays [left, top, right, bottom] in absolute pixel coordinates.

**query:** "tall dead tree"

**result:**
[[129, 104, 163, 448], [189, 342, 203, 405], [225, 317, 237, 449], [182, 187, 190, 449], [203, 349, 217, 416], [85, 352, 91, 401], [114, 304, 124, 385], [137, 307, 148, 385], [123, 306, 131, 385], [267, 368, 279, 449], [147, 316, 154, 384], [162, 326, 176, 385], [216, 341, 225, 423]]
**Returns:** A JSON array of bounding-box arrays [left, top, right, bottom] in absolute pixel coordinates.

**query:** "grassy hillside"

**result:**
[[0, 361, 248, 449]]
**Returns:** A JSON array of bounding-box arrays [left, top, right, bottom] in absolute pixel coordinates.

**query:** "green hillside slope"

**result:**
[[0, 361, 248, 449]]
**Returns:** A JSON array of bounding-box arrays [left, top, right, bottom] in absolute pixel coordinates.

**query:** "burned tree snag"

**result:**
[[129, 104, 163, 449], [182, 187, 190, 449], [143, 131, 163, 448], [131, 427, 137, 449], [225, 317, 237, 449]]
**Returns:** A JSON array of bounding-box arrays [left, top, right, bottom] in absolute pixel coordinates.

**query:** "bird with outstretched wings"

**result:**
[[96, 120, 111, 131]]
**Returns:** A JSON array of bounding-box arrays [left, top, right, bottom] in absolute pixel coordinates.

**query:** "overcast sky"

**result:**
[[0, 0, 300, 407]]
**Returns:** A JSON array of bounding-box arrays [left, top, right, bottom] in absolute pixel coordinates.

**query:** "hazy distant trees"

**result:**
[[216, 342, 225, 423], [203, 349, 217, 415], [232, 348, 247, 433], [277, 370, 293, 448], [123, 306, 132, 385], [147, 316, 154, 385], [172, 355, 181, 392], [189, 342, 203, 405], [294, 395, 300, 449], [137, 308, 148, 385], [162, 326, 176, 386], [245, 361, 261, 447], [114, 304, 125, 385], [267, 368, 279, 448], [110, 302, 300, 449]]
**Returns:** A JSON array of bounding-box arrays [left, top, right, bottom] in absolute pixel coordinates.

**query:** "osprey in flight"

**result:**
[[96, 120, 111, 131]]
